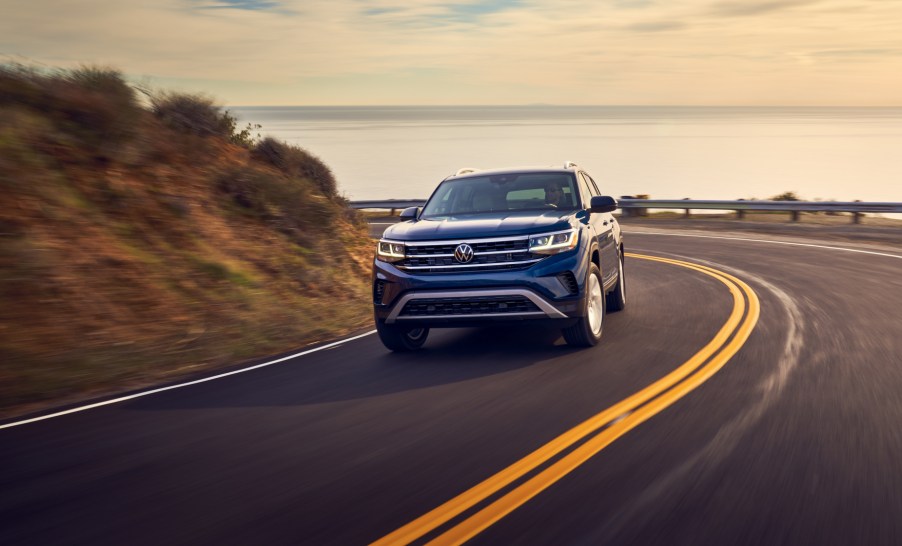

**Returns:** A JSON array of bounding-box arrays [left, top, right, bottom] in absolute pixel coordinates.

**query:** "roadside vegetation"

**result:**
[[0, 65, 373, 418]]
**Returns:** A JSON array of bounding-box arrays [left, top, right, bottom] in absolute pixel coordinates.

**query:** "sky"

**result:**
[[2, 0, 901, 106]]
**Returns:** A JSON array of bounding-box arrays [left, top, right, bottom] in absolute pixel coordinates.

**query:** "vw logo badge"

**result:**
[[454, 243, 474, 264]]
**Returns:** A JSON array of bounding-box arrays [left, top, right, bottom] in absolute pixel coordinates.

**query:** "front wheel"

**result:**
[[606, 251, 626, 312], [562, 263, 605, 347], [376, 321, 430, 352]]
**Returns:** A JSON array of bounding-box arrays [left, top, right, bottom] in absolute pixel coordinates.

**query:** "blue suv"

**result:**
[[373, 163, 626, 351]]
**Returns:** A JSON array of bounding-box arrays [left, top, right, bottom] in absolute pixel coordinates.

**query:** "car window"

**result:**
[[577, 173, 595, 207], [585, 173, 601, 196], [506, 188, 545, 201], [421, 173, 578, 218]]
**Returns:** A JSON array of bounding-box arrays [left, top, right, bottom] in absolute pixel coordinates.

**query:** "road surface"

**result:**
[[2, 230, 901, 545]]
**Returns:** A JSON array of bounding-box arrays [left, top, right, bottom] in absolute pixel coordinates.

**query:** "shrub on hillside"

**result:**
[[770, 191, 801, 201], [216, 165, 335, 237], [251, 138, 338, 199], [151, 92, 242, 142], [59, 68, 142, 157], [67, 66, 138, 111], [1, 65, 141, 161], [0, 64, 46, 107]]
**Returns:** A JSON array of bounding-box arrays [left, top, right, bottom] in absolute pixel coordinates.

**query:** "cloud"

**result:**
[[625, 20, 687, 32], [613, 0, 657, 9], [1, 0, 901, 105], [358, 0, 524, 29], [707, 0, 823, 17], [194, 0, 281, 10], [808, 48, 902, 60]]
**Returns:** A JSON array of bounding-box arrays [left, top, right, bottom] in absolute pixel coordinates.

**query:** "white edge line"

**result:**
[[0, 330, 377, 431], [630, 231, 902, 259]]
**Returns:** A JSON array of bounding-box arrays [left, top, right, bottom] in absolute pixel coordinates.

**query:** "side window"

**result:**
[[577, 173, 595, 207], [585, 173, 601, 196]]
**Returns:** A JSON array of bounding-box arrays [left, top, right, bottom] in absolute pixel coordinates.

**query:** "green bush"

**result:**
[[252, 138, 338, 199]]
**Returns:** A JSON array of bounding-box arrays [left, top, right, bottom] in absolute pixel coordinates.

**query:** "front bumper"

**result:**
[[373, 248, 589, 326]]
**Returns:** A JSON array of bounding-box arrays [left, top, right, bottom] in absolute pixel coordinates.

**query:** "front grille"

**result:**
[[399, 296, 540, 317], [402, 252, 532, 268], [405, 239, 528, 255], [397, 236, 542, 273]]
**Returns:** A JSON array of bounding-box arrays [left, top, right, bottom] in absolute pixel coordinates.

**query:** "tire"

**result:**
[[376, 321, 430, 352], [562, 263, 605, 347], [606, 250, 626, 312]]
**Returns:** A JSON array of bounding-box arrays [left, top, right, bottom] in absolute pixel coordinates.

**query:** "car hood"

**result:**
[[383, 211, 577, 241]]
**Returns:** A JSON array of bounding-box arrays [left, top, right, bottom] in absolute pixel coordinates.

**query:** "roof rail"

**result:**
[[454, 167, 480, 176], [563, 161, 578, 169]]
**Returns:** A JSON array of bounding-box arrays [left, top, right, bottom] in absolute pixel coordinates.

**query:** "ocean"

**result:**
[[231, 106, 902, 205]]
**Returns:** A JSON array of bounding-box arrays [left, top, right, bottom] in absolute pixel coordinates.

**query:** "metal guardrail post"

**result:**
[[619, 196, 636, 217], [636, 194, 649, 217]]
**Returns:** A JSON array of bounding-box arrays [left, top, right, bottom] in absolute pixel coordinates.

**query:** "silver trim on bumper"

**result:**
[[385, 289, 569, 324]]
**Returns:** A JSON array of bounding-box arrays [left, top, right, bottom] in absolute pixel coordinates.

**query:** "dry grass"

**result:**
[[0, 65, 374, 419]]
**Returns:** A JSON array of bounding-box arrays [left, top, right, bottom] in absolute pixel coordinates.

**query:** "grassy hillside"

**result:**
[[0, 66, 373, 418]]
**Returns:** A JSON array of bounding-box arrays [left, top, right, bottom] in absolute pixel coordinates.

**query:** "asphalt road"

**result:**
[[2, 229, 901, 545]]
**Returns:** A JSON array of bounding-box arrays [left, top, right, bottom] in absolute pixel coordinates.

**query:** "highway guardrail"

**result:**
[[350, 199, 902, 224]]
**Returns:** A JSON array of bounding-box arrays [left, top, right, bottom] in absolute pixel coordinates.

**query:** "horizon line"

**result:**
[[228, 103, 902, 109]]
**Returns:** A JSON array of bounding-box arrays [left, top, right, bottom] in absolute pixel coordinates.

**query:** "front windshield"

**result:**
[[420, 172, 578, 219]]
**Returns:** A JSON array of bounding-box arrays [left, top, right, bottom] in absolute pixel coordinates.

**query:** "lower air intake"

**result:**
[[399, 296, 540, 317], [557, 271, 579, 295], [373, 280, 386, 304]]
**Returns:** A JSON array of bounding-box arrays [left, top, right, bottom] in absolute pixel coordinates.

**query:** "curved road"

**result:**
[[2, 231, 901, 545]]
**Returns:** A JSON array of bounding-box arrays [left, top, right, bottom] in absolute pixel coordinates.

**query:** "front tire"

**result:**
[[606, 250, 626, 312], [376, 321, 430, 352], [563, 263, 605, 347]]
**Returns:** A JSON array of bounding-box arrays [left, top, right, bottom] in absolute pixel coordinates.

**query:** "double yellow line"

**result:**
[[373, 254, 760, 546]]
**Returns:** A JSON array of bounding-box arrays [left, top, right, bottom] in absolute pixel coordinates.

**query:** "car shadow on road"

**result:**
[[125, 325, 588, 411]]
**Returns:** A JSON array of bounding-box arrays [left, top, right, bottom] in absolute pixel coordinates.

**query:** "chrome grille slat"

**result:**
[[396, 235, 539, 273], [400, 235, 529, 247]]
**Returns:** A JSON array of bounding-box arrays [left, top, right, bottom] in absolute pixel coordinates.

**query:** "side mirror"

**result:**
[[589, 195, 618, 214], [399, 206, 419, 221]]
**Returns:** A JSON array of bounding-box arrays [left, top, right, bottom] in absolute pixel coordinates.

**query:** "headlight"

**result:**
[[376, 240, 406, 262], [529, 229, 578, 255]]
